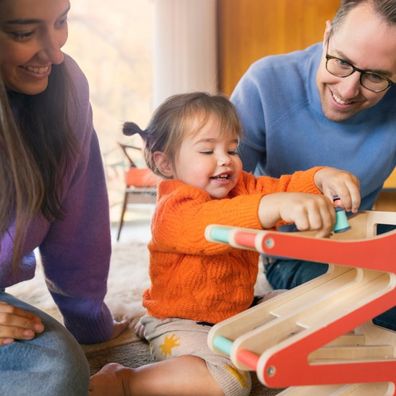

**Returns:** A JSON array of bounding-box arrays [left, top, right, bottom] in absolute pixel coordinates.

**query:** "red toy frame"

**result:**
[[206, 211, 396, 395]]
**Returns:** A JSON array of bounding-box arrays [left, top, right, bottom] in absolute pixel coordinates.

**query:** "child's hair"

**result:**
[[123, 92, 243, 177]]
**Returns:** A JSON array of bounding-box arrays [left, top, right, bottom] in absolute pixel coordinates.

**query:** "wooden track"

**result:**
[[206, 211, 396, 395]]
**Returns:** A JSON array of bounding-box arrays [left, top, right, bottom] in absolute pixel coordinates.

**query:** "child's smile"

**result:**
[[210, 171, 234, 185]]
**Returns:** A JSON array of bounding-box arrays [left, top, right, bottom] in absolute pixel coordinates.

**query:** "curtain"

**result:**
[[153, 0, 217, 107]]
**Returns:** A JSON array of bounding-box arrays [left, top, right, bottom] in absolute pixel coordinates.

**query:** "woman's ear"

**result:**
[[153, 151, 174, 178]]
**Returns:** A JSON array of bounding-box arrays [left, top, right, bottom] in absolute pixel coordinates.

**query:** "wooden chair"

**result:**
[[116, 143, 160, 241], [206, 211, 396, 395]]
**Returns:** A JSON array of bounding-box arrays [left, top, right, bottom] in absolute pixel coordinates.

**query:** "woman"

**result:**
[[0, 0, 126, 394]]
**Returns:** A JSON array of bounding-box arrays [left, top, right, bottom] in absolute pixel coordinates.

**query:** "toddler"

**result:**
[[89, 92, 360, 396]]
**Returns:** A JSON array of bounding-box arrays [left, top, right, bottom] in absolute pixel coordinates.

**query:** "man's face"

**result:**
[[316, 2, 396, 122]]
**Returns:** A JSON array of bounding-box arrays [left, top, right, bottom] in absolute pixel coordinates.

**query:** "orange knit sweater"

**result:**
[[143, 167, 322, 323]]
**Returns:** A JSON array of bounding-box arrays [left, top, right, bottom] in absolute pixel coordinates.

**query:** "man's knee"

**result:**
[[266, 259, 328, 289]]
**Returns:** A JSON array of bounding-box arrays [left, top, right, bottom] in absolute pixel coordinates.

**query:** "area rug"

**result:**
[[8, 241, 281, 395], [8, 241, 150, 345], [9, 240, 271, 330]]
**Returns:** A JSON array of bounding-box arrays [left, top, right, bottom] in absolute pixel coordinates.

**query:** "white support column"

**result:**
[[153, 0, 217, 108]]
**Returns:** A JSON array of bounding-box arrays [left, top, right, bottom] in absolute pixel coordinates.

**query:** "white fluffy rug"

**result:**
[[8, 242, 279, 396], [8, 241, 150, 323], [8, 241, 271, 326]]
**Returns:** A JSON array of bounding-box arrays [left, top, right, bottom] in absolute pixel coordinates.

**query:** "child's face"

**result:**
[[173, 114, 242, 199]]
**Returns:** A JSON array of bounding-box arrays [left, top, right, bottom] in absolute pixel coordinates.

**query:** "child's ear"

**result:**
[[153, 151, 174, 178]]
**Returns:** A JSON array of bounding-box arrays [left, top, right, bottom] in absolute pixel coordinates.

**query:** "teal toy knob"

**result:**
[[334, 207, 350, 233]]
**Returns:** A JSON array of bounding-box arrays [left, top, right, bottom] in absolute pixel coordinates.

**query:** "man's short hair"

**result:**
[[331, 0, 396, 33]]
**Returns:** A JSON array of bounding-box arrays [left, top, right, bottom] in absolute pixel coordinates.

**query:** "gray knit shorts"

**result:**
[[139, 315, 252, 396]]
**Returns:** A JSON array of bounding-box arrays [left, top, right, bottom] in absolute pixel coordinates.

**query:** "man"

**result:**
[[232, 0, 396, 329]]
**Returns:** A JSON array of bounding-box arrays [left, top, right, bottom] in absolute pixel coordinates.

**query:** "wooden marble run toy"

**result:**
[[205, 211, 396, 395]]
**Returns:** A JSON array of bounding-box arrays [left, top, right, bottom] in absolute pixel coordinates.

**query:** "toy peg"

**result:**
[[213, 335, 233, 355], [334, 207, 351, 233], [333, 195, 351, 233], [212, 335, 260, 371]]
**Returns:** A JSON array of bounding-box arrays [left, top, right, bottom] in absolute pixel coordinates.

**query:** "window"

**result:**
[[65, 0, 154, 221], [65, 0, 217, 222]]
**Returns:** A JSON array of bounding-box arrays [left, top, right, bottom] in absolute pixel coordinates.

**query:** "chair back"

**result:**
[[118, 142, 160, 187]]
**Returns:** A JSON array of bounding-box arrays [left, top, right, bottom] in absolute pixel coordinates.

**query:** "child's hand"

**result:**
[[314, 167, 360, 213], [258, 192, 336, 237]]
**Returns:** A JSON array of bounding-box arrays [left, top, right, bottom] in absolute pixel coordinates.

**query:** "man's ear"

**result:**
[[153, 151, 174, 178], [323, 20, 332, 43]]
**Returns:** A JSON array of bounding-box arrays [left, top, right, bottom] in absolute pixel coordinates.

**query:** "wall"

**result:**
[[217, 0, 339, 96]]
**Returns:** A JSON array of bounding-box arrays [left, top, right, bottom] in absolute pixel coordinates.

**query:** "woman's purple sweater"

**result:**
[[0, 55, 113, 344]]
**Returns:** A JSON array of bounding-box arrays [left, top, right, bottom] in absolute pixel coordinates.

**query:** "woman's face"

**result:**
[[0, 0, 70, 95]]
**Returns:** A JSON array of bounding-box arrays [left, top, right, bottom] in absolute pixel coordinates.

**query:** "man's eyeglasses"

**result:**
[[325, 46, 394, 93]]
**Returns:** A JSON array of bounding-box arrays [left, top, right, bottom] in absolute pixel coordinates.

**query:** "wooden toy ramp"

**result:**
[[205, 211, 396, 395]]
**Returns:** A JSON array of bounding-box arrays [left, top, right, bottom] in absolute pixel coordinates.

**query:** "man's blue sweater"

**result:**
[[232, 43, 396, 210]]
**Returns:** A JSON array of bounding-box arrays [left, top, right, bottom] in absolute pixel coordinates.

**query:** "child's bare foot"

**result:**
[[89, 362, 132, 396]]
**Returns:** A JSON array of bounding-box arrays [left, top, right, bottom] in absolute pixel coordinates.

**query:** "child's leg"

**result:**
[[143, 316, 251, 395], [89, 317, 251, 396], [89, 363, 126, 396], [89, 355, 223, 396]]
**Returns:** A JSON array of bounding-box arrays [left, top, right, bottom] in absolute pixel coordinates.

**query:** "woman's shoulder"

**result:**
[[63, 54, 88, 84], [63, 53, 90, 105], [62, 54, 93, 138]]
